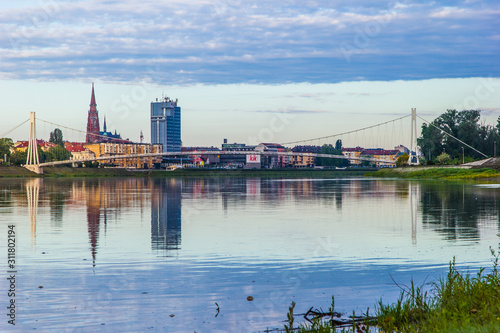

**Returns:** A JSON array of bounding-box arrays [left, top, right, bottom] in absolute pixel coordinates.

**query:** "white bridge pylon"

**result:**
[[25, 112, 43, 174]]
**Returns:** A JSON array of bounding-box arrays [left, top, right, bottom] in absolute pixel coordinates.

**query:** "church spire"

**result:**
[[86, 83, 100, 143], [90, 82, 96, 107], [103, 115, 107, 132]]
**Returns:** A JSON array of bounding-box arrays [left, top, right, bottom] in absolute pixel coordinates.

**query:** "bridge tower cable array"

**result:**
[[26, 112, 40, 169], [280, 114, 411, 147]]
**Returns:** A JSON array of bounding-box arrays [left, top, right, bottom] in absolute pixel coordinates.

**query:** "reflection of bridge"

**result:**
[[18, 110, 424, 174]]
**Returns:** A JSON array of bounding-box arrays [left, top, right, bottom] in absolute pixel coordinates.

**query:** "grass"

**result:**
[[285, 246, 500, 332], [372, 167, 500, 180], [0, 166, 375, 178]]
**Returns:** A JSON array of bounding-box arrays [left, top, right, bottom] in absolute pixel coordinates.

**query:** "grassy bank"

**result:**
[[372, 167, 500, 180], [0, 166, 375, 178], [283, 248, 500, 333]]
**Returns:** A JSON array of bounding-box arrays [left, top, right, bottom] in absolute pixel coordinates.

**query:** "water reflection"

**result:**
[[14, 177, 500, 249], [151, 178, 182, 251], [2, 177, 500, 331], [26, 178, 41, 247], [419, 182, 500, 241]]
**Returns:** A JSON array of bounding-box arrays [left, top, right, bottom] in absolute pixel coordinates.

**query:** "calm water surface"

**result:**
[[0, 177, 499, 332]]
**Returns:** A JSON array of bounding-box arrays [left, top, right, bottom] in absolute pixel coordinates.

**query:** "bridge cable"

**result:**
[[0, 119, 30, 138], [417, 115, 488, 158], [280, 114, 411, 146], [37, 118, 130, 143]]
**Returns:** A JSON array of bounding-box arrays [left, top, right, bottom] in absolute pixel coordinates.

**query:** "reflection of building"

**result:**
[[151, 96, 181, 153], [151, 179, 182, 251]]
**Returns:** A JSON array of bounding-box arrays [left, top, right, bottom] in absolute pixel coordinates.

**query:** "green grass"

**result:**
[[0, 166, 41, 177], [0, 166, 375, 178], [286, 247, 500, 332], [372, 167, 500, 180]]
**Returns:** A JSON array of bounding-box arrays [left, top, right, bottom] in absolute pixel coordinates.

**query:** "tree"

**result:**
[[49, 128, 64, 146], [315, 140, 349, 167], [396, 153, 409, 167], [436, 152, 451, 165], [45, 145, 71, 162], [0, 138, 14, 162], [10, 150, 27, 166], [418, 109, 496, 160]]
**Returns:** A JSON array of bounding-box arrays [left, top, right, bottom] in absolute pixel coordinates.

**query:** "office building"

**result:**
[[151, 96, 181, 152]]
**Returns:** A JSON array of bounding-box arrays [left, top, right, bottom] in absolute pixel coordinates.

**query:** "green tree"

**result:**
[[418, 109, 495, 160], [45, 145, 71, 162], [0, 138, 14, 163], [49, 128, 64, 146], [396, 153, 409, 167], [436, 152, 451, 165], [10, 150, 27, 166], [316, 140, 349, 167]]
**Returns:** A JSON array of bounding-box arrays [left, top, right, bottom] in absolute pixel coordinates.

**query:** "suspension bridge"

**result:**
[[2, 109, 426, 174]]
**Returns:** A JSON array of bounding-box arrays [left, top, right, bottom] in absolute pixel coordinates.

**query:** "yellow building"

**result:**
[[290, 153, 316, 167], [84, 142, 163, 168], [342, 147, 364, 165], [360, 149, 399, 167]]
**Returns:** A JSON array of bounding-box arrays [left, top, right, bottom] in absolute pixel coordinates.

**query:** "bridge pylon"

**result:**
[[24, 112, 43, 174], [408, 108, 419, 165]]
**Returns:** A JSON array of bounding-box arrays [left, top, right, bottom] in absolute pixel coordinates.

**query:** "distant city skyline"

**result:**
[[0, 1, 499, 149]]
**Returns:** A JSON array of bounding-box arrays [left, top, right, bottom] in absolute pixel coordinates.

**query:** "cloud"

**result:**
[[0, 0, 498, 84]]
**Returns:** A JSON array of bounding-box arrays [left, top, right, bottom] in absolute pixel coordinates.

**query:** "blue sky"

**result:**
[[1, 0, 499, 147]]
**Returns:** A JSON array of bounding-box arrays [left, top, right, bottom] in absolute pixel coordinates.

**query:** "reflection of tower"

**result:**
[[410, 183, 419, 245], [151, 178, 182, 251], [85, 183, 102, 267], [26, 178, 42, 247]]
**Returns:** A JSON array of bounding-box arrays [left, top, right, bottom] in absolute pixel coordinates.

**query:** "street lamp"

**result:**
[[462, 146, 464, 164]]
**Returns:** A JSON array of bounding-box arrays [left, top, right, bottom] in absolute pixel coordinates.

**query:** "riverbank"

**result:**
[[0, 166, 377, 178], [287, 251, 500, 333], [372, 167, 500, 180]]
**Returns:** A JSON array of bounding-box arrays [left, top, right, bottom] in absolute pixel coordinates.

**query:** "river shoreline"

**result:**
[[0, 166, 377, 178]]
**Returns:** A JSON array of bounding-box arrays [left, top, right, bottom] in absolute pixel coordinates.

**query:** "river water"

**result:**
[[0, 177, 499, 332]]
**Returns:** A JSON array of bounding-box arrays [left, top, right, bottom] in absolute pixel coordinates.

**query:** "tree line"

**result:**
[[0, 128, 71, 166], [418, 110, 500, 164]]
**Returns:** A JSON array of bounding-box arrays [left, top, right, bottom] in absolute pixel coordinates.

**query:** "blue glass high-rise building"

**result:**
[[151, 97, 181, 152]]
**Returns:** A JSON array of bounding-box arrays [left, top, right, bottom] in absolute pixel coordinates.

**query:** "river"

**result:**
[[0, 177, 499, 332]]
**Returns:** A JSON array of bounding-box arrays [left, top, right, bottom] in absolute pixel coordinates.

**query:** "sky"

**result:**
[[1, 0, 499, 148]]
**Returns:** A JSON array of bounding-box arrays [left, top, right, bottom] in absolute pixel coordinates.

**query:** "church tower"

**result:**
[[86, 83, 101, 143]]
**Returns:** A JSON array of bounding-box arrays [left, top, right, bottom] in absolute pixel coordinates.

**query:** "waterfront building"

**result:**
[[86, 83, 101, 143], [255, 143, 289, 168], [360, 148, 399, 167], [290, 145, 321, 167], [181, 147, 221, 166], [65, 143, 96, 162], [14, 140, 56, 152], [221, 139, 256, 167], [342, 147, 364, 166], [151, 96, 181, 153], [84, 142, 163, 169]]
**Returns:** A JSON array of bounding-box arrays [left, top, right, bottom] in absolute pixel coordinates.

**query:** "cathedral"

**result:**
[[85, 83, 127, 143]]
